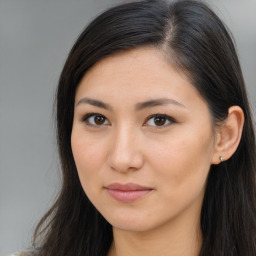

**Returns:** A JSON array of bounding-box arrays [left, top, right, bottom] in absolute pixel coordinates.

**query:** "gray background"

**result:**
[[0, 0, 255, 255]]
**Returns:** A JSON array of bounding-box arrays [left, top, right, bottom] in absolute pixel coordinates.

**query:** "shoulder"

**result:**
[[8, 249, 38, 256]]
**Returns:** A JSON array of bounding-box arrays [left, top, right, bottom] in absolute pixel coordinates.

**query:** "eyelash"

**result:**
[[81, 113, 176, 128], [81, 113, 110, 127], [144, 114, 176, 128]]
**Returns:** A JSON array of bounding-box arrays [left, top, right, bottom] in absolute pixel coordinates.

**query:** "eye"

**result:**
[[144, 114, 176, 127], [82, 113, 110, 126]]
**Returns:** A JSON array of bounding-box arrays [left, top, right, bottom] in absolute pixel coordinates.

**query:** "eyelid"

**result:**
[[81, 113, 110, 126], [80, 113, 176, 128], [144, 114, 176, 127]]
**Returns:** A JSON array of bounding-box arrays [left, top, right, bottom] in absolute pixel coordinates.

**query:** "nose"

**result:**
[[107, 126, 144, 172]]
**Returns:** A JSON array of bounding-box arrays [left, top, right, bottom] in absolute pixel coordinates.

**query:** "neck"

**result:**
[[108, 211, 202, 256]]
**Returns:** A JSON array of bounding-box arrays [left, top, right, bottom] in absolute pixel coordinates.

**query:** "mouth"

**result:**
[[104, 183, 153, 203]]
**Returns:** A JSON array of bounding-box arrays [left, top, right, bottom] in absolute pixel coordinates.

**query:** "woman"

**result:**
[[13, 0, 256, 255]]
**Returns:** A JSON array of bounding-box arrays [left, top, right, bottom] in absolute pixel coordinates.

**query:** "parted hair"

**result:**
[[33, 0, 256, 255]]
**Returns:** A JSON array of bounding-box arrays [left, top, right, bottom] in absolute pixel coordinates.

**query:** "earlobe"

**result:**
[[211, 106, 244, 164]]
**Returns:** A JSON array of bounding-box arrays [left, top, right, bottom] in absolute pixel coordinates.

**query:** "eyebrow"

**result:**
[[135, 98, 186, 110], [76, 97, 186, 111], [76, 97, 113, 111]]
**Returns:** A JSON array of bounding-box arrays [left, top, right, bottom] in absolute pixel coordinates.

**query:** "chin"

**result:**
[[101, 209, 160, 232]]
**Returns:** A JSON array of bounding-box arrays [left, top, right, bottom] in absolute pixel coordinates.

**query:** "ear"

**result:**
[[211, 106, 244, 164]]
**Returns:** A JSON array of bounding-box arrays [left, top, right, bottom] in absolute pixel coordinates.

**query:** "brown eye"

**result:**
[[82, 113, 110, 126], [145, 114, 176, 128], [154, 116, 166, 126], [94, 115, 106, 125]]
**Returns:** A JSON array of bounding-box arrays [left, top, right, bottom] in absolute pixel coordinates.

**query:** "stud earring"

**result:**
[[219, 156, 224, 163]]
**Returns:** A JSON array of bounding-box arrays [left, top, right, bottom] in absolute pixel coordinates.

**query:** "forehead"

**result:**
[[75, 47, 204, 109]]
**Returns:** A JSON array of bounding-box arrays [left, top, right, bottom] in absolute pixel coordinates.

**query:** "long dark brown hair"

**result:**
[[33, 0, 256, 255]]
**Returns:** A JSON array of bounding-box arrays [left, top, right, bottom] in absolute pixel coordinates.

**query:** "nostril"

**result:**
[[107, 148, 144, 173]]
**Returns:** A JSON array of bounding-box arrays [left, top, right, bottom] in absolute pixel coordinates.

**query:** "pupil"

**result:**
[[95, 116, 105, 125], [154, 117, 166, 126]]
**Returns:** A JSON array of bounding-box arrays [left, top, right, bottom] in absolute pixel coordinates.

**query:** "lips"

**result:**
[[105, 183, 153, 203]]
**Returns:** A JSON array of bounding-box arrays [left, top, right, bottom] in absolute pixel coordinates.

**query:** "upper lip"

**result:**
[[105, 183, 152, 191]]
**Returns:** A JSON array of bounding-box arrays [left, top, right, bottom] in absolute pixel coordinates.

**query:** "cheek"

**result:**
[[146, 127, 214, 195], [71, 135, 107, 211], [71, 131, 104, 191], [71, 126, 108, 167]]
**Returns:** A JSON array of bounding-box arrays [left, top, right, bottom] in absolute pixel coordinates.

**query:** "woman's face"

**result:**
[[71, 47, 218, 232]]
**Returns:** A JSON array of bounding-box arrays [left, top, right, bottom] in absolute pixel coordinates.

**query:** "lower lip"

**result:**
[[106, 189, 152, 203]]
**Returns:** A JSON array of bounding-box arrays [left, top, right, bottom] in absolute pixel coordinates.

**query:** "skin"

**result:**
[[71, 47, 238, 256]]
